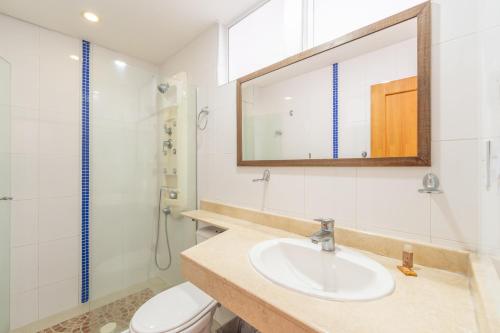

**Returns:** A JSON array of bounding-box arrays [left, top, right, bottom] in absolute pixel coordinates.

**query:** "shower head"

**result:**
[[157, 83, 170, 94]]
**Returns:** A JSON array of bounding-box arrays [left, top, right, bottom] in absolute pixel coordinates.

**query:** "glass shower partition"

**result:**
[[0, 57, 11, 333], [89, 47, 160, 331], [88, 47, 198, 333]]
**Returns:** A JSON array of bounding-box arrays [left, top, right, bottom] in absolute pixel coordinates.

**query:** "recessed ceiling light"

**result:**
[[82, 11, 99, 23], [284, 96, 293, 100], [69, 55, 79, 61], [114, 60, 127, 68]]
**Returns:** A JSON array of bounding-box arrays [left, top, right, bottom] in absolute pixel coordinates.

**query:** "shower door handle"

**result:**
[[0, 196, 13, 201]]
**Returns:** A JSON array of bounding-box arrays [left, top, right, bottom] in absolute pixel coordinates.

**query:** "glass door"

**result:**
[[0, 57, 11, 332]]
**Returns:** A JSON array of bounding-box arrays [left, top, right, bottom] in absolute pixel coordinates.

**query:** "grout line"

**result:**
[[432, 138, 480, 143], [37, 275, 79, 290], [36, 25, 41, 323], [433, 30, 479, 47]]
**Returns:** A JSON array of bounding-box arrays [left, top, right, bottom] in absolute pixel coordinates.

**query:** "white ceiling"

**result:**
[[0, 0, 262, 64]]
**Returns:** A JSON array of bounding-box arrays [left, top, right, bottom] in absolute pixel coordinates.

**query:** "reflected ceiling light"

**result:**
[[284, 96, 293, 100], [69, 55, 80, 61], [114, 60, 127, 68], [82, 11, 99, 23]]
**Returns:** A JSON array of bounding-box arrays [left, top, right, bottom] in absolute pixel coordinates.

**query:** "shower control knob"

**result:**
[[164, 126, 172, 136]]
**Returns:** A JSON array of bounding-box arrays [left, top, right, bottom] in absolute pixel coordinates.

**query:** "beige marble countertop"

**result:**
[[181, 209, 478, 333]]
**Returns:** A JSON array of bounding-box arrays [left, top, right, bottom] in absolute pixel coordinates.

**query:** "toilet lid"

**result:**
[[130, 282, 216, 333]]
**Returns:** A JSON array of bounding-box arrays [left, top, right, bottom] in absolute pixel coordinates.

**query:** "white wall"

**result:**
[[0, 14, 81, 328], [161, 0, 497, 253]]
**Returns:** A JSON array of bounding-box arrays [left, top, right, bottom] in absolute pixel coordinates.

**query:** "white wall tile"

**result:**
[[11, 154, 38, 200], [11, 105, 39, 120], [304, 168, 356, 228], [39, 122, 78, 155], [0, 106, 9, 154], [477, 0, 500, 31], [207, 153, 265, 208], [10, 244, 37, 294], [39, 29, 79, 119], [357, 168, 431, 237], [365, 226, 432, 243], [38, 237, 78, 286], [39, 155, 78, 198], [38, 277, 78, 319], [430, 237, 477, 252], [214, 82, 237, 155], [38, 196, 79, 242], [479, 26, 500, 139], [263, 167, 305, 216], [432, 34, 479, 141], [11, 116, 39, 155], [10, 199, 38, 247], [10, 289, 38, 329], [0, 15, 38, 56], [9, 54, 39, 110], [196, 154, 210, 205], [431, 140, 479, 246], [431, 0, 478, 45]]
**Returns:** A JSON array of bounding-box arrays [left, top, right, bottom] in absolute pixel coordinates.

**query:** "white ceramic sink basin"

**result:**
[[249, 238, 395, 301]]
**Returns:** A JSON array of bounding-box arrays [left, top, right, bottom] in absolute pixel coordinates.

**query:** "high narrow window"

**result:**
[[312, 0, 425, 46], [226, 0, 425, 82], [228, 0, 303, 81]]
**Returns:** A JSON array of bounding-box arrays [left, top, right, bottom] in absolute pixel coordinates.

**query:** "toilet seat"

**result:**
[[130, 282, 218, 333]]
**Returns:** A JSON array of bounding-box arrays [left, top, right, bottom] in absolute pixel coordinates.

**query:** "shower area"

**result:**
[[0, 40, 198, 333]]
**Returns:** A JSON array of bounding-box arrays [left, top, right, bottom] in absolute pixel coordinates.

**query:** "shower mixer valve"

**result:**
[[163, 139, 173, 153], [164, 124, 172, 136]]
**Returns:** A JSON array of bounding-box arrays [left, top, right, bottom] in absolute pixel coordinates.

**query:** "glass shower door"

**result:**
[[0, 57, 11, 333]]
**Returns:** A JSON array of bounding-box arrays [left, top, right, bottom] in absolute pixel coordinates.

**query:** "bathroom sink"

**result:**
[[249, 238, 395, 301]]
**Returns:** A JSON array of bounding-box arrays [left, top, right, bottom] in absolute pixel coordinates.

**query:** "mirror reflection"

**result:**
[[241, 18, 418, 161]]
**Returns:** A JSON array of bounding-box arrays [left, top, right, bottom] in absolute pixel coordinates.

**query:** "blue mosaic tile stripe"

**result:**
[[81, 40, 90, 304], [332, 63, 339, 159]]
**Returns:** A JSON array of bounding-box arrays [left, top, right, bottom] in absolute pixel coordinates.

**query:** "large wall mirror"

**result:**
[[237, 2, 430, 167]]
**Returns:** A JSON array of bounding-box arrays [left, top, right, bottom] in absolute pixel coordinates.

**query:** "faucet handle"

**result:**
[[314, 218, 335, 231]]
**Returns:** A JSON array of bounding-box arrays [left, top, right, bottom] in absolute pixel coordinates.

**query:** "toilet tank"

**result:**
[[196, 226, 224, 243]]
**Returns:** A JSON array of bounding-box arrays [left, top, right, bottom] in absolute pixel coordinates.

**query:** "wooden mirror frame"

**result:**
[[236, 2, 430, 167]]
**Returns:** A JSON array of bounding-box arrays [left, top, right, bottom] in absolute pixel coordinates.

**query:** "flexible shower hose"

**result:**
[[154, 189, 172, 270]]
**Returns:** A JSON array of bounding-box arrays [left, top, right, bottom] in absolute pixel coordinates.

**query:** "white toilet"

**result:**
[[128, 226, 225, 333]]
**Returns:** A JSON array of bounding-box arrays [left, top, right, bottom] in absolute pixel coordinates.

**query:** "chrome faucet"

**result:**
[[252, 169, 271, 182], [310, 218, 335, 252]]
